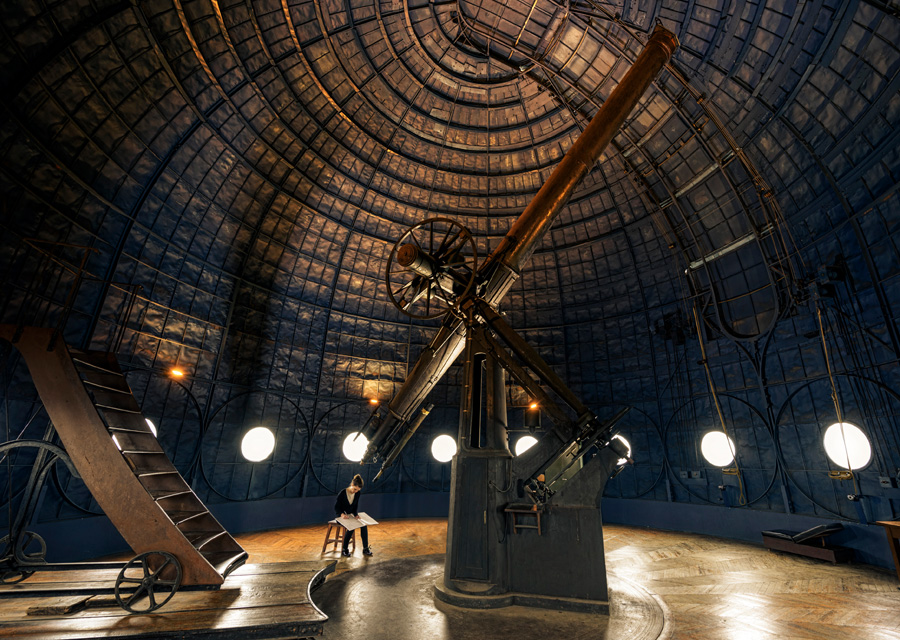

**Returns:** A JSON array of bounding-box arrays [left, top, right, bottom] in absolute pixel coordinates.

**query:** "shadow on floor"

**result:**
[[314, 554, 667, 640]]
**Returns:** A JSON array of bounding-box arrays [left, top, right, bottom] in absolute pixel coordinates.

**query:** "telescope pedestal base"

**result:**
[[434, 579, 610, 614]]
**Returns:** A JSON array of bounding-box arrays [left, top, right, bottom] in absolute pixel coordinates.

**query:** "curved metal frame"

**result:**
[[0, 439, 79, 576], [198, 389, 313, 502], [660, 392, 779, 507]]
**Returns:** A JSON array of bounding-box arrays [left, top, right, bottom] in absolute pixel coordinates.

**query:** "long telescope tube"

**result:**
[[363, 26, 678, 466], [481, 25, 679, 277]]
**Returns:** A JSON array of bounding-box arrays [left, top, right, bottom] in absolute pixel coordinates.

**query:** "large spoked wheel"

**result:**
[[115, 551, 182, 613], [0, 531, 47, 584], [386, 217, 478, 319]]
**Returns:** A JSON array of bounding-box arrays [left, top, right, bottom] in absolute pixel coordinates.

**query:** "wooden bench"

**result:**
[[761, 523, 852, 564]]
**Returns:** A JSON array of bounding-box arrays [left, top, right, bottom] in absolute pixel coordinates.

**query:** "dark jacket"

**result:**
[[334, 489, 360, 517]]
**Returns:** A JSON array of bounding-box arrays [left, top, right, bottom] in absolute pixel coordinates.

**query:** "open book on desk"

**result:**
[[336, 512, 379, 531]]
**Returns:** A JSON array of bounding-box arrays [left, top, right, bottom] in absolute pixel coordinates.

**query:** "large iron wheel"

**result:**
[[385, 217, 478, 319], [0, 531, 46, 584], [114, 550, 182, 613]]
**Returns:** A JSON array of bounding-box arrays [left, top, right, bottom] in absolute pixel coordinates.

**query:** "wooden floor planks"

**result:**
[[238, 519, 900, 639], [0, 561, 334, 639], [1, 518, 898, 639], [601, 523, 900, 639]]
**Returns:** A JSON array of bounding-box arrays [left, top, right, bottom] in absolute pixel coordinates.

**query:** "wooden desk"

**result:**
[[876, 521, 900, 584]]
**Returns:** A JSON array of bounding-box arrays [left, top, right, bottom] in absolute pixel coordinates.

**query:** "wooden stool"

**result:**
[[322, 520, 355, 553], [504, 503, 544, 535]]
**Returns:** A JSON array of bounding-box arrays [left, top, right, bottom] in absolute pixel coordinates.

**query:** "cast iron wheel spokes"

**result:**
[[115, 550, 183, 613], [386, 217, 478, 319], [0, 531, 47, 584]]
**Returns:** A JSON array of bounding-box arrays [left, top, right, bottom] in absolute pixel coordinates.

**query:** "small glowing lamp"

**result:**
[[612, 434, 632, 466], [515, 435, 538, 456], [823, 422, 872, 470], [169, 368, 185, 378], [700, 431, 736, 467], [241, 427, 276, 462], [369, 398, 379, 405], [529, 402, 538, 410], [431, 435, 457, 462], [342, 432, 369, 462]]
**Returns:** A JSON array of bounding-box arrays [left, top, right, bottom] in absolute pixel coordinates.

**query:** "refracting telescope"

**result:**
[[362, 25, 679, 483]]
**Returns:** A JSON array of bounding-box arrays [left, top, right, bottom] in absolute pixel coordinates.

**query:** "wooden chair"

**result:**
[[322, 520, 355, 553]]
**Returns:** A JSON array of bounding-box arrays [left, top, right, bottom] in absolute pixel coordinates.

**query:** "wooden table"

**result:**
[[876, 521, 900, 584]]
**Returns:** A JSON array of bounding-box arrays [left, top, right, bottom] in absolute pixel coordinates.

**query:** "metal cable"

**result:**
[[692, 304, 747, 505], [815, 304, 860, 495]]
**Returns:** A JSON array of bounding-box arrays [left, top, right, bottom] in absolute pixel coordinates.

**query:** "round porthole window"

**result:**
[[431, 435, 457, 462], [241, 427, 276, 462], [515, 435, 538, 456], [823, 422, 872, 470], [342, 432, 369, 462], [700, 431, 736, 467]]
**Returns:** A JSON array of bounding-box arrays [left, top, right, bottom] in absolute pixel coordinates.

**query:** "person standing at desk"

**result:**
[[335, 473, 373, 557]]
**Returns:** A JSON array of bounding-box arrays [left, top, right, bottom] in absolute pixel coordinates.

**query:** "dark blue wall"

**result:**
[[32, 492, 892, 574]]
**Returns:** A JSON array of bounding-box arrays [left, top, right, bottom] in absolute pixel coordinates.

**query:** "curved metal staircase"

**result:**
[[0, 325, 246, 587]]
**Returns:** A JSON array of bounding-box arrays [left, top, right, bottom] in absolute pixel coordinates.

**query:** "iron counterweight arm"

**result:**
[[362, 26, 679, 470]]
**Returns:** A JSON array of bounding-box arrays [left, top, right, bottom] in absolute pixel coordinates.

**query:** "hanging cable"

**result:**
[[831, 299, 890, 475], [691, 304, 747, 505], [815, 304, 860, 495], [4, 347, 11, 538]]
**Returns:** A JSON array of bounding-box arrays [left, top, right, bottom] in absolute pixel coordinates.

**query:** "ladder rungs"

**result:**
[[149, 489, 193, 501], [108, 426, 153, 435], [95, 404, 142, 414], [202, 550, 249, 578], [83, 380, 131, 394], [170, 511, 208, 525], [184, 531, 227, 549], [71, 357, 120, 376]]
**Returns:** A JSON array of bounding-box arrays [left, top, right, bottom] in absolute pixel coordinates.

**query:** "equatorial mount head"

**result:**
[[385, 217, 479, 319]]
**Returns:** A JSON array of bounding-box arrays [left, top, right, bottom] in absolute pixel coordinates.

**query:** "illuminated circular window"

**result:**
[[431, 435, 457, 462], [612, 434, 631, 465], [823, 422, 872, 470], [342, 432, 369, 462], [241, 427, 275, 462], [145, 418, 158, 437], [515, 435, 538, 456], [700, 431, 735, 467]]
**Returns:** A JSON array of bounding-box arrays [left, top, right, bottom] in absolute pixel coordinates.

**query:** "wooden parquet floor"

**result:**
[[235, 519, 900, 640]]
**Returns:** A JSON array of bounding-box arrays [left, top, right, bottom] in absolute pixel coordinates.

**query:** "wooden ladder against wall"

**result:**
[[0, 325, 247, 587]]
